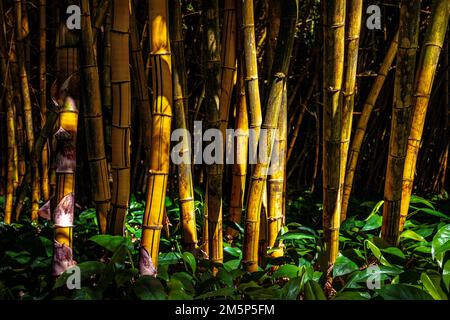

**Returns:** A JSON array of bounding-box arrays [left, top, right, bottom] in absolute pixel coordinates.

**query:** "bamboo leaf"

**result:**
[[400, 230, 427, 242], [182, 252, 196, 274], [376, 284, 433, 300], [420, 272, 447, 300]]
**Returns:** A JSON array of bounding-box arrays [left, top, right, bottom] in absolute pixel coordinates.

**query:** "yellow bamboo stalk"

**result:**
[[203, 0, 224, 268], [267, 82, 288, 258], [80, 0, 112, 235], [400, 0, 450, 232], [242, 0, 262, 161], [171, 0, 197, 250], [219, 0, 237, 138], [39, 0, 50, 202], [382, 0, 420, 246], [139, 0, 173, 276], [243, 0, 298, 272], [14, 0, 40, 221], [322, 0, 346, 264], [109, 0, 131, 235], [226, 65, 249, 241], [341, 29, 399, 221], [339, 0, 363, 215]]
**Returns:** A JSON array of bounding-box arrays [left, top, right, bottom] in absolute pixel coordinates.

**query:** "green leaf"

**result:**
[[416, 208, 450, 220], [272, 264, 302, 279], [53, 262, 106, 289], [5, 251, 31, 265], [195, 287, 237, 300], [432, 224, 450, 266], [278, 231, 316, 241], [89, 235, 128, 252], [362, 214, 382, 231], [443, 260, 450, 292], [182, 252, 196, 274], [158, 252, 182, 265], [133, 276, 166, 300], [377, 284, 433, 300], [365, 200, 384, 221], [332, 291, 371, 300], [168, 278, 193, 300], [223, 259, 241, 272], [282, 277, 303, 300], [333, 255, 359, 277], [171, 272, 195, 294], [303, 280, 326, 300], [400, 230, 427, 242], [420, 272, 447, 300], [224, 246, 242, 258], [409, 196, 435, 209]]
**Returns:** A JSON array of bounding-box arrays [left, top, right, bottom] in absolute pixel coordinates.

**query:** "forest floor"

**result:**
[[1, 190, 450, 300]]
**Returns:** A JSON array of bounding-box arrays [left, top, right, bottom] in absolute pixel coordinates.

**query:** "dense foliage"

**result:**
[[1, 192, 450, 300]]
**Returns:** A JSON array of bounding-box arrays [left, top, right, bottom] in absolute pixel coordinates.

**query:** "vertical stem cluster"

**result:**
[[382, 0, 420, 246], [342, 30, 399, 220], [243, 0, 298, 272], [400, 0, 450, 232]]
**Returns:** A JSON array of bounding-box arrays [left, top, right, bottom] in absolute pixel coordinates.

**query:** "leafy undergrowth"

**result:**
[[1, 191, 450, 300]]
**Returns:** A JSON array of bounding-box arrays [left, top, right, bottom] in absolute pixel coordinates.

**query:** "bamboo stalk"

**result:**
[[203, 0, 224, 268], [109, 0, 131, 235], [139, 0, 173, 277], [80, 0, 112, 235], [170, 0, 198, 250], [341, 29, 399, 221], [130, 2, 152, 191], [339, 0, 363, 219], [39, 0, 50, 202], [381, 0, 420, 246], [322, 0, 346, 264], [242, 0, 263, 162], [400, 0, 450, 233], [14, 0, 40, 221], [219, 0, 237, 138], [243, 0, 298, 272]]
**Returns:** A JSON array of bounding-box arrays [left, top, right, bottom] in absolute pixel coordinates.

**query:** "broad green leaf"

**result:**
[[224, 246, 242, 258], [421, 272, 447, 300], [362, 214, 382, 231], [377, 284, 433, 300], [443, 260, 450, 292], [5, 251, 31, 265], [223, 259, 241, 272], [365, 200, 384, 221], [282, 276, 303, 300], [278, 231, 316, 241], [400, 230, 427, 242], [272, 264, 302, 279], [168, 278, 193, 300], [416, 207, 450, 220], [303, 280, 326, 300], [171, 272, 195, 294], [195, 287, 237, 300], [89, 235, 128, 252], [333, 255, 359, 277], [432, 224, 450, 266], [409, 196, 435, 209], [332, 291, 370, 300], [134, 276, 166, 300], [182, 252, 196, 274]]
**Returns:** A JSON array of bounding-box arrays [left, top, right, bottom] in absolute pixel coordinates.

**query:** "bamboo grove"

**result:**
[[0, 0, 450, 289]]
